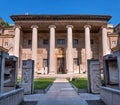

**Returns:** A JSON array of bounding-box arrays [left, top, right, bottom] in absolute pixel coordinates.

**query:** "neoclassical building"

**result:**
[[1, 14, 120, 75]]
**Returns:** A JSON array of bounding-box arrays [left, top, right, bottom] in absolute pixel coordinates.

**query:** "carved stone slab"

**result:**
[[21, 60, 34, 94], [88, 60, 101, 93]]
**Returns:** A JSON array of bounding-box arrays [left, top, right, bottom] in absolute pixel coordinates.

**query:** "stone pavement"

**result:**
[[37, 78, 88, 105], [24, 78, 103, 105]]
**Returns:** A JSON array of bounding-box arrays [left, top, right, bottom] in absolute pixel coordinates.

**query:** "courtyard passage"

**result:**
[[37, 78, 87, 105], [24, 78, 103, 105]]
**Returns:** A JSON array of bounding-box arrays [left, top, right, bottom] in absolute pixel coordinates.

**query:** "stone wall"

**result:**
[[0, 88, 24, 105]]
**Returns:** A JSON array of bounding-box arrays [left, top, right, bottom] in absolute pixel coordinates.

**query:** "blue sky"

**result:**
[[0, 0, 120, 26]]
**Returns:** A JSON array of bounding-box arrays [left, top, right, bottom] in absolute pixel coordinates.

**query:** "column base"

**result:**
[[49, 71, 55, 74], [67, 71, 74, 74]]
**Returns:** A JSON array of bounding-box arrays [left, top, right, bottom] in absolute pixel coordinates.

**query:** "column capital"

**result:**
[[66, 25, 74, 29], [14, 25, 21, 29], [101, 25, 107, 29], [31, 25, 38, 29], [84, 25, 91, 29], [49, 25, 56, 29]]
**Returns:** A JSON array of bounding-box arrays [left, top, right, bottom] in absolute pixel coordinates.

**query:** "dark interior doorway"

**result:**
[[57, 58, 65, 74]]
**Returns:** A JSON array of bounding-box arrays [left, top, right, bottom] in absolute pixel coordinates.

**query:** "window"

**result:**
[[43, 59, 48, 67], [73, 39, 78, 45], [23, 61, 27, 66], [4, 42, 8, 46], [73, 58, 79, 65], [91, 39, 94, 44], [0, 29, 3, 34], [57, 39, 65, 45], [43, 39, 49, 45], [28, 40, 32, 45], [112, 41, 117, 45]]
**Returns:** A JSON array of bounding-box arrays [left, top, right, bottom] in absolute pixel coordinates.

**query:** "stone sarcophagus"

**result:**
[[21, 60, 34, 94], [103, 50, 120, 87], [87, 59, 101, 93]]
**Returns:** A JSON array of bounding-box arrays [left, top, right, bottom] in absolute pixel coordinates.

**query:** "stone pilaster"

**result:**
[[31, 25, 38, 72], [49, 25, 56, 74], [84, 25, 92, 72], [102, 26, 110, 56], [66, 25, 73, 73], [14, 25, 21, 57]]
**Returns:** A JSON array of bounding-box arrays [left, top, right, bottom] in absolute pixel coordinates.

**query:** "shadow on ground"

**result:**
[[19, 101, 38, 105], [86, 100, 106, 105]]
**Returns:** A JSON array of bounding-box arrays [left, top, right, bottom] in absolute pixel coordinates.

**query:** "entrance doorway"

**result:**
[[57, 58, 64, 74]]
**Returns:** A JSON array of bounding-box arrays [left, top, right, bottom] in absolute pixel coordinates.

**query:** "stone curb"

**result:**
[[70, 83, 88, 93]]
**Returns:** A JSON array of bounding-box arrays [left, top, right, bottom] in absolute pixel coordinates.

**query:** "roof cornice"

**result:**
[[10, 14, 112, 22]]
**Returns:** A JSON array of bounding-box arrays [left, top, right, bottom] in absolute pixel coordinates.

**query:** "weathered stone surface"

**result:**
[[88, 60, 101, 93], [100, 87, 120, 105], [108, 60, 118, 84], [21, 60, 34, 94], [0, 88, 24, 105]]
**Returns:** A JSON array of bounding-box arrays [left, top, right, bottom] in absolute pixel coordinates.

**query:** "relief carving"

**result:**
[[92, 70, 101, 92], [88, 60, 101, 93], [23, 69, 32, 83]]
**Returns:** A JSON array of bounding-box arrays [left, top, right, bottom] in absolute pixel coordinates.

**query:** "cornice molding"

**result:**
[[11, 15, 112, 22]]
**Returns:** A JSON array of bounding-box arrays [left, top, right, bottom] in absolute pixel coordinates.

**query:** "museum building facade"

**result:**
[[1, 14, 118, 74]]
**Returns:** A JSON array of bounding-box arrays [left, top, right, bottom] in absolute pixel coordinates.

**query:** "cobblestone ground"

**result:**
[[23, 78, 105, 105]]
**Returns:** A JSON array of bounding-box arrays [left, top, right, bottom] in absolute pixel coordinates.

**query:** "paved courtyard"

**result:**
[[24, 78, 103, 105]]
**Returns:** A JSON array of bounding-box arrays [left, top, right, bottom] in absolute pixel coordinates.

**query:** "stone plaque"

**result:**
[[21, 60, 34, 94], [88, 60, 101, 93]]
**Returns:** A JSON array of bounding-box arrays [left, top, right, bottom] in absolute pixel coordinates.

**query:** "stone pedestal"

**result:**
[[88, 59, 101, 93], [21, 60, 34, 94]]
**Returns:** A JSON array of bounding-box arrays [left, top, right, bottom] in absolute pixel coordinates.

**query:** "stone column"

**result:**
[[14, 25, 21, 57], [49, 25, 56, 74], [31, 25, 38, 72], [102, 26, 110, 56], [84, 25, 92, 72], [66, 25, 74, 73]]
